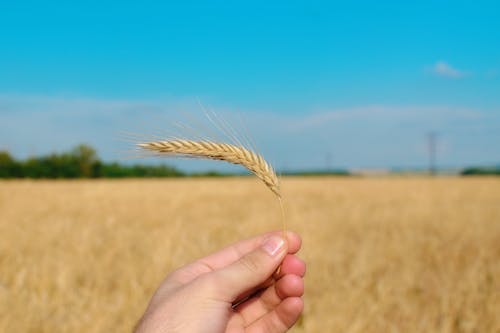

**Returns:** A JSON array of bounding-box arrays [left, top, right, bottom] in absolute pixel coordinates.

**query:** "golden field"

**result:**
[[0, 177, 499, 332]]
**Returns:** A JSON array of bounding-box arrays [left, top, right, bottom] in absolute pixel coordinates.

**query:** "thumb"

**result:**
[[210, 235, 287, 301]]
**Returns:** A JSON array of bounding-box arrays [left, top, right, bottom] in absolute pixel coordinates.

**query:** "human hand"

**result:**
[[134, 231, 305, 333]]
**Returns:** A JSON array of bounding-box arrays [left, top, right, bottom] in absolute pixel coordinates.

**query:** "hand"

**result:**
[[134, 231, 305, 333]]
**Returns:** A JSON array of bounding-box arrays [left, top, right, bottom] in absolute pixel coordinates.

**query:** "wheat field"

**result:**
[[0, 177, 499, 332]]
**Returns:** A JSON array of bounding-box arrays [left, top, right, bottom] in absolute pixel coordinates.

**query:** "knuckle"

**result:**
[[238, 254, 261, 274]]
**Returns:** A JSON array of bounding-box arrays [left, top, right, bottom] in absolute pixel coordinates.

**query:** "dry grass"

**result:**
[[0, 177, 499, 332]]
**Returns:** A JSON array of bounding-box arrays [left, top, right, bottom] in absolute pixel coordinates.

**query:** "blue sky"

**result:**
[[0, 1, 499, 171]]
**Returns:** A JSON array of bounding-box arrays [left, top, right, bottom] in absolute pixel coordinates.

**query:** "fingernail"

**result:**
[[262, 236, 285, 256]]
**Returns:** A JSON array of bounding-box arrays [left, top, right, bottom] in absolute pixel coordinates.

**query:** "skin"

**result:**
[[135, 231, 306, 333]]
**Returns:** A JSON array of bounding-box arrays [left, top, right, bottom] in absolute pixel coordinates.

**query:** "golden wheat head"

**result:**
[[137, 139, 280, 197]]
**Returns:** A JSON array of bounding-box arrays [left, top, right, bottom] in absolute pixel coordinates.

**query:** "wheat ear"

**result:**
[[137, 139, 281, 197]]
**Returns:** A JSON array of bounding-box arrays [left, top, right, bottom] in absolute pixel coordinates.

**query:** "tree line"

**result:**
[[0, 144, 187, 178], [1, 144, 497, 178], [461, 166, 500, 175]]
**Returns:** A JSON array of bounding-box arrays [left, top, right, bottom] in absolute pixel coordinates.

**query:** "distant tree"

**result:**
[[23, 153, 78, 178], [100, 162, 132, 177], [461, 167, 500, 175], [191, 170, 224, 177], [100, 162, 184, 178], [0, 144, 185, 178], [70, 144, 100, 177], [0, 151, 22, 177]]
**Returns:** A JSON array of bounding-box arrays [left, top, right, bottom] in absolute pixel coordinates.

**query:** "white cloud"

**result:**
[[283, 105, 482, 133], [431, 61, 466, 79], [0, 93, 498, 170], [0, 93, 203, 160]]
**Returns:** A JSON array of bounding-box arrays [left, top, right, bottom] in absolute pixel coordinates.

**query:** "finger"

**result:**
[[235, 274, 304, 325], [246, 297, 304, 333], [207, 235, 288, 301], [198, 231, 301, 271], [275, 255, 306, 278], [232, 254, 305, 306], [167, 231, 300, 290]]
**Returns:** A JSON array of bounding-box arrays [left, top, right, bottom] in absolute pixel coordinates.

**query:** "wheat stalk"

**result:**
[[137, 139, 281, 197]]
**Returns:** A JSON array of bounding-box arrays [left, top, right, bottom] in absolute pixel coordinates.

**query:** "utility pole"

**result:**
[[428, 132, 437, 176], [325, 152, 332, 172]]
